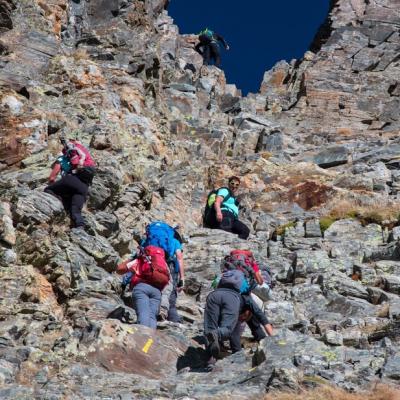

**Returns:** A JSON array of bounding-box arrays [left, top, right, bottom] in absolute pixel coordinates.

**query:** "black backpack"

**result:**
[[203, 187, 231, 227]]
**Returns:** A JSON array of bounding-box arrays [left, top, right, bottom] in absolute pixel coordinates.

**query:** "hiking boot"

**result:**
[[84, 223, 96, 236], [205, 356, 217, 372], [206, 331, 220, 359], [158, 308, 168, 321]]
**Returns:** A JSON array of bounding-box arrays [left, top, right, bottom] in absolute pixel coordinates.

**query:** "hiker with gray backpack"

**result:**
[[204, 269, 273, 370], [203, 176, 250, 240], [220, 250, 275, 343], [195, 28, 229, 67]]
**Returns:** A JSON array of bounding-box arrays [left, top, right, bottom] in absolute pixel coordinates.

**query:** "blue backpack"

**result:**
[[216, 270, 250, 294], [142, 221, 176, 260]]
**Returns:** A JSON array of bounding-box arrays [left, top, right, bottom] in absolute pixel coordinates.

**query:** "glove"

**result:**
[[177, 279, 184, 288]]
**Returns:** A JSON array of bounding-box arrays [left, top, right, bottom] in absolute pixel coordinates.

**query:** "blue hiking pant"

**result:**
[[204, 288, 241, 341], [132, 282, 161, 329]]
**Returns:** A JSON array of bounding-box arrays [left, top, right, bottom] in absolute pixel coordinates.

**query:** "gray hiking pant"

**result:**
[[167, 270, 181, 322], [160, 276, 173, 316], [132, 282, 161, 329], [160, 267, 181, 322], [204, 288, 241, 341]]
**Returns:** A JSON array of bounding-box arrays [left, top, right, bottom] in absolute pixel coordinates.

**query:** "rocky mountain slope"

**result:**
[[0, 0, 399, 398]]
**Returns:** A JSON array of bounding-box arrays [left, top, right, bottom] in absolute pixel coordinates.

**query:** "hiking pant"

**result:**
[[44, 174, 88, 228], [167, 270, 181, 323], [195, 39, 221, 66], [159, 265, 181, 322], [160, 277, 173, 318], [248, 315, 266, 341], [132, 282, 161, 329], [229, 316, 266, 353], [204, 288, 241, 342], [230, 321, 244, 353], [218, 210, 250, 240]]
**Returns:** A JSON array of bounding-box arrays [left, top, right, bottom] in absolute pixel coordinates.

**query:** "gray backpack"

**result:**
[[218, 270, 250, 294]]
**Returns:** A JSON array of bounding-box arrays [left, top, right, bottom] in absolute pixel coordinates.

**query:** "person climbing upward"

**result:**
[[203, 176, 250, 240], [165, 227, 185, 322], [44, 137, 96, 230], [220, 249, 275, 345], [139, 221, 185, 323], [116, 245, 170, 329], [204, 269, 273, 370], [195, 28, 229, 67]]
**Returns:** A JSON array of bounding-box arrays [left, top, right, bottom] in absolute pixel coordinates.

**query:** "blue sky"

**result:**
[[169, 1, 330, 95]]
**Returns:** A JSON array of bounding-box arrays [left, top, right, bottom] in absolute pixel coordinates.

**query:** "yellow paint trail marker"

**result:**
[[142, 338, 153, 353]]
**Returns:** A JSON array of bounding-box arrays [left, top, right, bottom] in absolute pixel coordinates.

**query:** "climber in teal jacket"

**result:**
[[207, 176, 250, 240]]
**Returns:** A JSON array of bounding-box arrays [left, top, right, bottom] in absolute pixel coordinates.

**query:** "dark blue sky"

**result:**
[[169, 1, 330, 95]]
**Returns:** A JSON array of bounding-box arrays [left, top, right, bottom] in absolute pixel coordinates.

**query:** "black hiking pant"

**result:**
[[204, 288, 241, 343], [195, 38, 221, 67], [248, 315, 266, 341], [45, 174, 88, 228], [168, 269, 181, 323], [218, 210, 250, 240]]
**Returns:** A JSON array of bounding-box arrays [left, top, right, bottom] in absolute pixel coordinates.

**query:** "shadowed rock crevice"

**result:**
[[309, 0, 339, 53]]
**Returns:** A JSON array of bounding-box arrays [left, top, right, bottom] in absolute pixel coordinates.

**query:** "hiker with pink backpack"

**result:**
[[44, 137, 96, 230]]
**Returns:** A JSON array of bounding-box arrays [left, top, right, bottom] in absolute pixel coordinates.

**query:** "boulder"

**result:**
[[313, 146, 348, 168], [13, 190, 64, 226]]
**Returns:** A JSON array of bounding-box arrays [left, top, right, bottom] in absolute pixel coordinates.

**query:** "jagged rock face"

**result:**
[[1, 0, 400, 398], [260, 0, 400, 158]]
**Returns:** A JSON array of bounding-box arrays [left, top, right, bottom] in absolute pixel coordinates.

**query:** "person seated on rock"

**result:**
[[203, 176, 250, 240], [44, 137, 96, 230], [116, 246, 170, 329], [204, 270, 273, 369], [195, 28, 229, 67]]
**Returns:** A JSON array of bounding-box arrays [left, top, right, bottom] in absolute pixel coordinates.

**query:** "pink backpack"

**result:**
[[69, 141, 96, 168], [130, 246, 170, 290]]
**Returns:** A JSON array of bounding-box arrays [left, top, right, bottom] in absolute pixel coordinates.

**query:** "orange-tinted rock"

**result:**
[[286, 181, 333, 210], [37, 0, 67, 37]]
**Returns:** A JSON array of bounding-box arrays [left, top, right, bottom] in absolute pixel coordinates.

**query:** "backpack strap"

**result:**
[[217, 186, 232, 205]]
